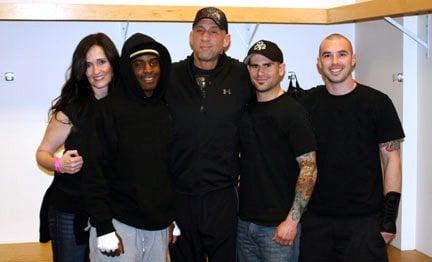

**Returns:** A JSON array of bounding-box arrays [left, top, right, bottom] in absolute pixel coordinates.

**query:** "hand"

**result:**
[[381, 231, 396, 244], [97, 232, 124, 257], [272, 218, 298, 246], [61, 150, 83, 174], [169, 221, 181, 245]]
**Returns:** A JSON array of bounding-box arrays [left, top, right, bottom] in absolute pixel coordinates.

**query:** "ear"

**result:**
[[223, 33, 231, 50], [279, 63, 286, 78], [351, 53, 357, 66], [189, 31, 194, 49], [316, 56, 322, 70]]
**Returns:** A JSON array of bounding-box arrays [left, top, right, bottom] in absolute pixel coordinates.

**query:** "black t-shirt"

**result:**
[[239, 93, 317, 226], [299, 84, 405, 216]]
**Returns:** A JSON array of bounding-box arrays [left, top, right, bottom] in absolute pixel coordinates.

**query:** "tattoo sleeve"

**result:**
[[289, 151, 317, 221], [379, 139, 403, 152]]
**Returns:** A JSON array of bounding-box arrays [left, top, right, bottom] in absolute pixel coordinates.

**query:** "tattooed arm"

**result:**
[[379, 139, 403, 244], [379, 139, 403, 194], [272, 151, 317, 246]]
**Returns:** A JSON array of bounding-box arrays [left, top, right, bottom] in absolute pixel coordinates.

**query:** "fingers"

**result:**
[[272, 231, 295, 246], [273, 236, 293, 246], [381, 232, 395, 244], [99, 232, 124, 257], [102, 249, 122, 257], [103, 242, 124, 257], [170, 235, 178, 245], [169, 221, 181, 245], [61, 150, 83, 174]]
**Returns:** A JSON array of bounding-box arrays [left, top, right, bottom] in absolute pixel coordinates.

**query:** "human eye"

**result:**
[[96, 59, 108, 66], [263, 63, 273, 69], [150, 59, 160, 67], [248, 64, 259, 71], [209, 28, 219, 35], [85, 61, 92, 69], [194, 27, 204, 33], [322, 53, 331, 58], [132, 61, 144, 69]]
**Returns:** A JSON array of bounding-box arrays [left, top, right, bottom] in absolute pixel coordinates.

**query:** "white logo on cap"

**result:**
[[210, 11, 221, 21], [253, 41, 266, 51]]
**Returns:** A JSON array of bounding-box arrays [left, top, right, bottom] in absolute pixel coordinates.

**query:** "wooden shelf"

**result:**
[[0, 0, 431, 24], [327, 0, 432, 23]]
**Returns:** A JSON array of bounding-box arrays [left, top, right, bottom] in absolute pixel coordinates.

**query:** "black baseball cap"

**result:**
[[244, 40, 284, 64], [193, 7, 228, 32]]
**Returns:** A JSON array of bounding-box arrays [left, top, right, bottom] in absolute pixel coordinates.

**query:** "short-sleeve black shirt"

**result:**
[[299, 84, 405, 216], [239, 93, 317, 226]]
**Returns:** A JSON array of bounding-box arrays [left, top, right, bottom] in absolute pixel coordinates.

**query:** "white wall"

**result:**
[[0, 20, 354, 243], [416, 14, 432, 257], [400, 16, 418, 251]]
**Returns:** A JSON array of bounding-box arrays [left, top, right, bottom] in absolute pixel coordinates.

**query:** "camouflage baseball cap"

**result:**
[[193, 7, 228, 32]]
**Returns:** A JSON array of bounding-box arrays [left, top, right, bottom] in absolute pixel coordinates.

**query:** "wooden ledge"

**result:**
[[327, 0, 432, 23], [0, 1, 431, 24]]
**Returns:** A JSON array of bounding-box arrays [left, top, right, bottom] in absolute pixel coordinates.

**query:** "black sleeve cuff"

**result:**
[[96, 219, 116, 237], [380, 191, 401, 234]]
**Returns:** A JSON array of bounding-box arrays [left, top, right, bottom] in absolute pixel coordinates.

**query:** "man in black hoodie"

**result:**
[[83, 33, 175, 261], [165, 7, 252, 262]]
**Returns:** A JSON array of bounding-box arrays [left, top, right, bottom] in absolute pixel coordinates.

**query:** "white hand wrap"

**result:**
[[97, 232, 119, 253], [173, 221, 181, 236]]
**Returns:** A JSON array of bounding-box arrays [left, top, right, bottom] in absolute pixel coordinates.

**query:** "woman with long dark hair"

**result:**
[[36, 32, 119, 262]]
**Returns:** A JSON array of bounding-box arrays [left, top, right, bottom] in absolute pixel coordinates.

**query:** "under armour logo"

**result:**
[[222, 89, 231, 95], [253, 41, 266, 51]]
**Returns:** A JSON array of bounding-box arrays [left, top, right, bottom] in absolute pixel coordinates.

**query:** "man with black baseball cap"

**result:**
[[237, 39, 317, 261], [165, 6, 252, 262]]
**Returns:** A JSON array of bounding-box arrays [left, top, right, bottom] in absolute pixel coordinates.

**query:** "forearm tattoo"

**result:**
[[379, 139, 403, 152], [290, 151, 317, 221]]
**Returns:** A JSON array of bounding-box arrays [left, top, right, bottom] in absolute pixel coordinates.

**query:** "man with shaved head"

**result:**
[[298, 33, 405, 262]]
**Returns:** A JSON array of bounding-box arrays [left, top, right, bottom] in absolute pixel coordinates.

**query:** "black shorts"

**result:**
[[299, 212, 388, 262]]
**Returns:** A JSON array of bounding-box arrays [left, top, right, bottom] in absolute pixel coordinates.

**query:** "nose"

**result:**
[[92, 65, 101, 75], [143, 63, 153, 73], [201, 30, 211, 40], [331, 54, 339, 64], [256, 66, 266, 75]]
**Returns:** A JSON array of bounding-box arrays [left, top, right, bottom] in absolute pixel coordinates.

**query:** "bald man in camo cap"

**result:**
[[165, 6, 252, 262]]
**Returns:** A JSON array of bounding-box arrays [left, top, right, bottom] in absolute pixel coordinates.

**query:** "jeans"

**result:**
[[237, 218, 300, 262], [48, 208, 89, 262]]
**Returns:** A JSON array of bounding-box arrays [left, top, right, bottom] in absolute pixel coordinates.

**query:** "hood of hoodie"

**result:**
[[118, 33, 171, 101]]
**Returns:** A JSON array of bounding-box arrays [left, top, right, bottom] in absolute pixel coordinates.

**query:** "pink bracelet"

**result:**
[[54, 157, 62, 173]]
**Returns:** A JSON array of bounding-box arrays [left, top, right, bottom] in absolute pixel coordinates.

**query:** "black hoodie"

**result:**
[[83, 33, 175, 236]]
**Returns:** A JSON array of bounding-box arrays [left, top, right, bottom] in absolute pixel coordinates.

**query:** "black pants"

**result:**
[[299, 212, 388, 262], [170, 186, 238, 262]]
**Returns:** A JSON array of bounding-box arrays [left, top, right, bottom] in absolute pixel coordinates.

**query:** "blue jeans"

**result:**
[[237, 219, 300, 262], [48, 208, 89, 262]]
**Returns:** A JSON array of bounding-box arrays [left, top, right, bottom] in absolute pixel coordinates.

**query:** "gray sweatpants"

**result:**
[[89, 219, 168, 262]]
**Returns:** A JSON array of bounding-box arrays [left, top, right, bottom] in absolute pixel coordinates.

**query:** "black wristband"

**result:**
[[380, 191, 401, 234]]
